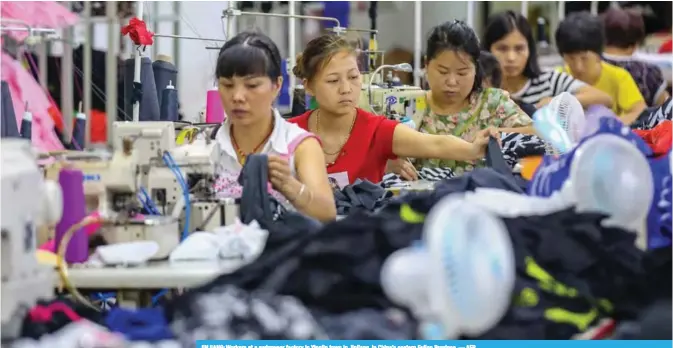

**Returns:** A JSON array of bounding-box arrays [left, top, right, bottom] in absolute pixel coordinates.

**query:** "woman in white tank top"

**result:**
[[210, 32, 336, 221]]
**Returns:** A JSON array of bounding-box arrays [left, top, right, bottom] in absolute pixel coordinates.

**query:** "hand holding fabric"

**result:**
[[268, 155, 293, 192], [472, 127, 500, 158]]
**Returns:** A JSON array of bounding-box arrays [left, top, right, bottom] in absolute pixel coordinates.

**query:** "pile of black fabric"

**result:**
[[333, 179, 392, 215], [481, 210, 666, 339], [163, 153, 671, 341]]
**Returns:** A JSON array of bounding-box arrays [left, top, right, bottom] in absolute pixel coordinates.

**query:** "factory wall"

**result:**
[[71, 1, 484, 122]]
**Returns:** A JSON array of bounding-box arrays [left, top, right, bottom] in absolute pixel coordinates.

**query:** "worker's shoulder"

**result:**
[[355, 108, 397, 130], [601, 61, 634, 82], [287, 111, 310, 128]]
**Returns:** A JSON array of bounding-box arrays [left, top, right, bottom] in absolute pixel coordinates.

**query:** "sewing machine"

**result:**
[[145, 136, 240, 232], [1, 139, 59, 339], [41, 122, 182, 259], [360, 86, 427, 129], [115, 121, 238, 233]]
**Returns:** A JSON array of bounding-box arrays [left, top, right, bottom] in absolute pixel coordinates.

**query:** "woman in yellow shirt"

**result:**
[[555, 12, 646, 125]]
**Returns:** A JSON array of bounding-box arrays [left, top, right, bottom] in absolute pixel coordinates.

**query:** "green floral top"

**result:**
[[415, 87, 532, 175]]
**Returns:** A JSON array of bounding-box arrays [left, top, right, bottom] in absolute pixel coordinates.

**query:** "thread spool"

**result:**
[[153, 56, 178, 107], [20, 102, 32, 140], [123, 57, 160, 121], [205, 88, 225, 123], [160, 81, 179, 122], [54, 168, 89, 263], [72, 102, 87, 148], [1, 80, 19, 138]]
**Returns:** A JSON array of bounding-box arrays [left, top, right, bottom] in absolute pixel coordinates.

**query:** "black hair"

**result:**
[[483, 11, 542, 79], [602, 8, 646, 49], [555, 12, 604, 55], [216, 31, 282, 80], [426, 20, 483, 95], [479, 51, 502, 88]]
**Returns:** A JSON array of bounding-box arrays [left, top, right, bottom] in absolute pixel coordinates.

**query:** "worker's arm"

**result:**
[[620, 101, 647, 126], [618, 73, 648, 126], [391, 125, 484, 161], [287, 137, 337, 221], [574, 85, 614, 109], [654, 88, 670, 107], [553, 69, 614, 109]]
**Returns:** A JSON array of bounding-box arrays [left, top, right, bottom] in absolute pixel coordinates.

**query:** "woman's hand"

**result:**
[[268, 155, 294, 193], [387, 159, 419, 181], [470, 127, 500, 159]]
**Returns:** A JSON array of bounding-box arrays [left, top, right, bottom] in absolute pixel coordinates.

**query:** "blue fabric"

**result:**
[[322, 1, 350, 29], [528, 116, 671, 249], [104, 307, 174, 341], [648, 153, 672, 249]]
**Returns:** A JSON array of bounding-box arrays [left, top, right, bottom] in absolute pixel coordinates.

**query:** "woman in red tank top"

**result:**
[[288, 34, 497, 187]]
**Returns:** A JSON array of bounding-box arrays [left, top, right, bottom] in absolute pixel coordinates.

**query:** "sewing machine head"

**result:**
[[41, 140, 140, 218], [360, 86, 427, 128], [1, 139, 60, 338]]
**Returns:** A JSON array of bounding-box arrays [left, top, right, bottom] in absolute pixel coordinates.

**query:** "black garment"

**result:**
[[613, 299, 673, 339], [0, 80, 20, 138], [237, 154, 276, 225], [516, 100, 537, 117], [334, 179, 392, 215], [479, 209, 666, 339]]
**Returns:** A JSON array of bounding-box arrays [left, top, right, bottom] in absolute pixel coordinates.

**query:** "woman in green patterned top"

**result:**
[[390, 20, 535, 179]]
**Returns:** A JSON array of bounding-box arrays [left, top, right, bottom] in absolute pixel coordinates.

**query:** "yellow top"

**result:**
[[560, 62, 645, 116]]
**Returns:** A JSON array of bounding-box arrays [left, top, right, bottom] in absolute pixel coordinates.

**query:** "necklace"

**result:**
[[230, 119, 274, 165], [316, 110, 356, 167]]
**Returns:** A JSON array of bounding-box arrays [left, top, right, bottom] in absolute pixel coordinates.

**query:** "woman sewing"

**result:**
[[389, 20, 535, 181], [288, 33, 498, 187], [210, 31, 336, 221]]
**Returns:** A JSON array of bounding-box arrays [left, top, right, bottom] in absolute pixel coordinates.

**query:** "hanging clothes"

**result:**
[[0, 2, 79, 42], [1, 52, 64, 151]]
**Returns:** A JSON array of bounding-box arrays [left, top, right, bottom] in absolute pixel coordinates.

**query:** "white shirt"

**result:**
[[210, 109, 315, 201]]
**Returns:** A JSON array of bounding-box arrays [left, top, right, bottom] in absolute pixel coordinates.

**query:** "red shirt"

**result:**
[[289, 108, 399, 185], [659, 39, 672, 53]]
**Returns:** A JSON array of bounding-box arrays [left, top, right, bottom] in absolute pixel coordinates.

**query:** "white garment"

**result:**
[[210, 109, 316, 201], [10, 321, 126, 348], [169, 219, 269, 268]]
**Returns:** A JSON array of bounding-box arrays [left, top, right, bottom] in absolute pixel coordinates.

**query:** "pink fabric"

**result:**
[[213, 133, 317, 201], [1, 52, 64, 151], [29, 302, 81, 322], [287, 133, 320, 153], [1, 1, 79, 42], [39, 211, 101, 252]]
